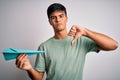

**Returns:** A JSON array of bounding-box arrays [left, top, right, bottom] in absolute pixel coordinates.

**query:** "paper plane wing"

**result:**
[[3, 48, 44, 61]]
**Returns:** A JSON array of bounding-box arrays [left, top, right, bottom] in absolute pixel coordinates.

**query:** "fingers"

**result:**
[[68, 26, 76, 37], [68, 26, 77, 45], [68, 25, 84, 45], [71, 33, 82, 45], [68, 25, 78, 45], [16, 54, 27, 69]]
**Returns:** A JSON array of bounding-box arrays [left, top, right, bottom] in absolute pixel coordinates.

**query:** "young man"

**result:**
[[16, 3, 118, 80]]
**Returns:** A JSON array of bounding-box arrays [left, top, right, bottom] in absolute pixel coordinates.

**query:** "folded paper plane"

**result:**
[[2, 48, 44, 61]]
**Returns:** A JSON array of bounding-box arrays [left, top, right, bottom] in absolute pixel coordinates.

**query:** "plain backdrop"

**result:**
[[0, 0, 120, 80]]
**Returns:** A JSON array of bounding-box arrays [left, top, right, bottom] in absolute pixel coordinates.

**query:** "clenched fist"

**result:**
[[68, 25, 86, 45]]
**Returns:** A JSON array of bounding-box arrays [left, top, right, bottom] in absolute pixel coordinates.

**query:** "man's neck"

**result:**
[[54, 30, 68, 39]]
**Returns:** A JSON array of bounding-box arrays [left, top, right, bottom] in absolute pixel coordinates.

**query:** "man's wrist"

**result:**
[[27, 67, 34, 72], [82, 27, 88, 37]]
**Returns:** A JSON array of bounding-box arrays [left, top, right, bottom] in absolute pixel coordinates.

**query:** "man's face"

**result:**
[[49, 10, 68, 32]]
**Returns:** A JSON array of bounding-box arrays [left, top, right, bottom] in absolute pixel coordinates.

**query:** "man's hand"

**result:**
[[68, 25, 118, 50], [16, 54, 32, 70], [68, 25, 86, 45]]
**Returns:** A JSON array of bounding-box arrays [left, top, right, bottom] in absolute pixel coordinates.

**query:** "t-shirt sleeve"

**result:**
[[34, 44, 46, 72], [82, 36, 100, 53]]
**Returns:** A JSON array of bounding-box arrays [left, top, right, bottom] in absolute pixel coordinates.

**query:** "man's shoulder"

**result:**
[[76, 36, 95, 45], [37, 37, 54, 50], [40, 37, 54, 46], [78, 36, 92, 41]]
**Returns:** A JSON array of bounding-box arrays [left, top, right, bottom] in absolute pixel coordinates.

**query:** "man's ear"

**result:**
[[65, 16, 68, 24], [66, 16, 68, 22], [48, 19, 52, 25]]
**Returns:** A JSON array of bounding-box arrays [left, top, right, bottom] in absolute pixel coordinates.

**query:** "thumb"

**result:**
[[71, 33, 82, 46], [71, 38, 76, 46]]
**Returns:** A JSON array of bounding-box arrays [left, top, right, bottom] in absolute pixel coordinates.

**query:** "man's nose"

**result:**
[[56, 17, 61, 22]]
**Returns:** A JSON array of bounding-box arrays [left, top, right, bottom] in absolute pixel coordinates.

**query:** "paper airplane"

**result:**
[[2, 48, 44, 61]]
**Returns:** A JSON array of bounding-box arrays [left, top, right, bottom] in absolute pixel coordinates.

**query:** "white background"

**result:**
[[0, 0, 120, 80]]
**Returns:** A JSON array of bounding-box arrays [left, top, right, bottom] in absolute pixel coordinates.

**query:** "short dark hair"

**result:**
[[47, 3, 67, 19]]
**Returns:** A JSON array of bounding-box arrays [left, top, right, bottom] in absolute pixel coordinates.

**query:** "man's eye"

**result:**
[[50, 16, 56, 19], [60, 15, 64, 18]]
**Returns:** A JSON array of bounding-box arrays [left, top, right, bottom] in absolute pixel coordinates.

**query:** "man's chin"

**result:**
[[55, 28, 65, 32]]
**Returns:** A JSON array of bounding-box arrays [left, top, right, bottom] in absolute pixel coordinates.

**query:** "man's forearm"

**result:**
[[27, 67, 44, 80], [85, 28, 118, 50]]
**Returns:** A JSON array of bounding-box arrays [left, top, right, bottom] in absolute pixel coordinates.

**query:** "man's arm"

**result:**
[[16, 54, 44, 80], [68, 25, 118, 51], [27, 67, 44, 80]]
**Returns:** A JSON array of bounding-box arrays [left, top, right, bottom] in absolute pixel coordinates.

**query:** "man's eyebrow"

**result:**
[[50, 16, 56, 19], [50, 13, 65, 18], [59, 14, 64, 16], [50, 15, 55, 18]]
